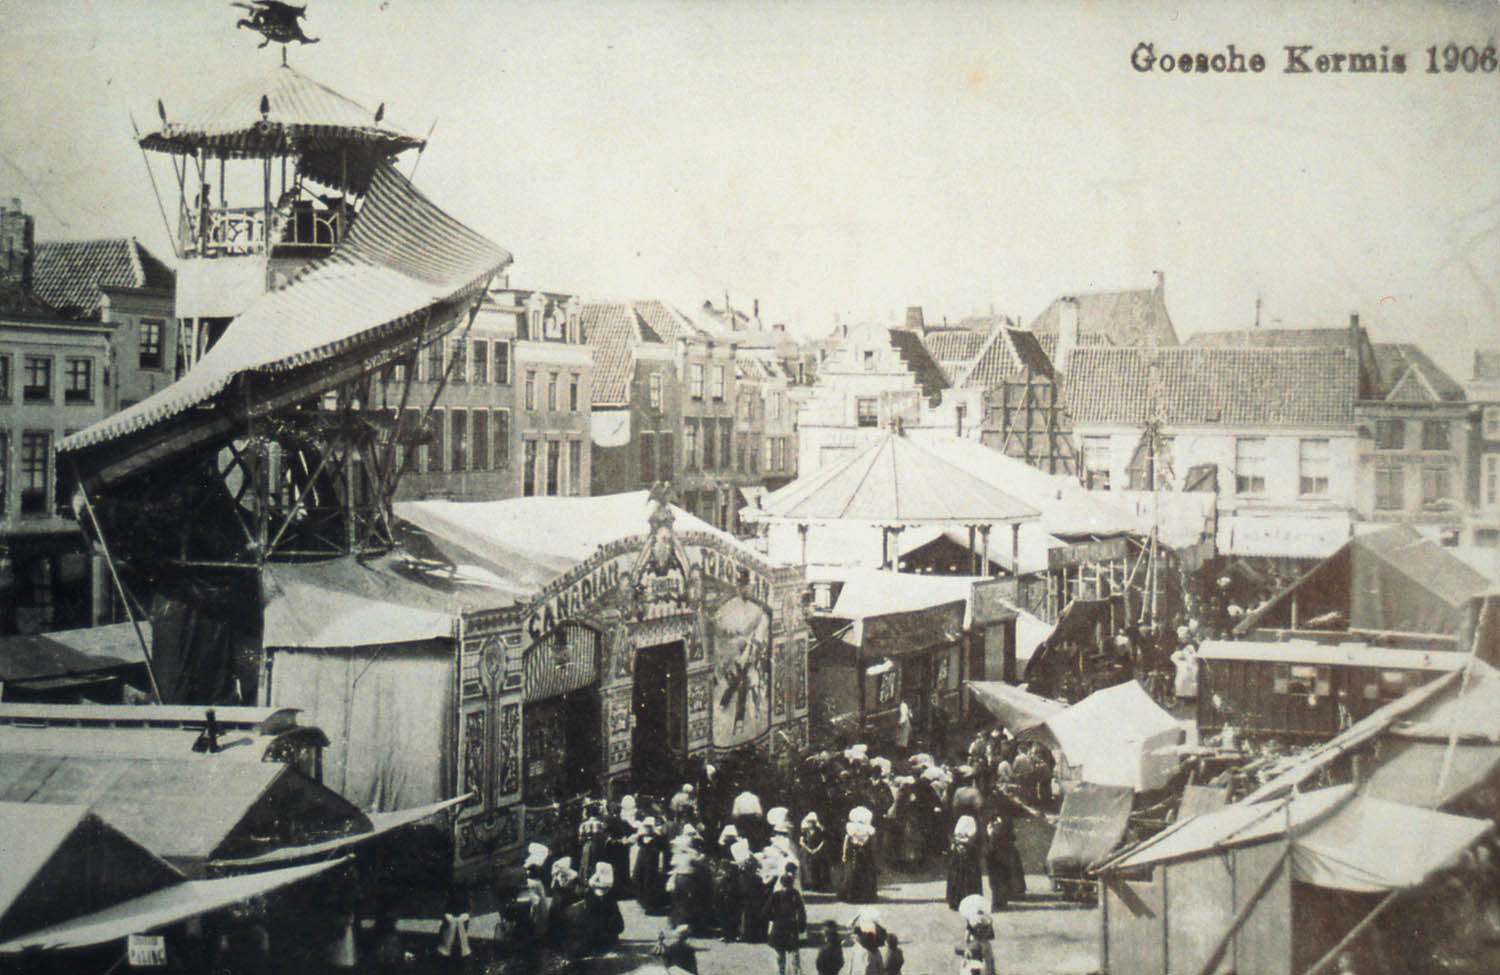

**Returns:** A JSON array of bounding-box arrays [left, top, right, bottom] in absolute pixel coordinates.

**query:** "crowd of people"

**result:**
[[494, 727, 1048, 972]]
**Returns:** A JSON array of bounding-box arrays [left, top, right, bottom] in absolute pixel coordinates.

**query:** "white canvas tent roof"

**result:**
[[966, 680, 1065, 732], [1031, 679, 1183, 791]]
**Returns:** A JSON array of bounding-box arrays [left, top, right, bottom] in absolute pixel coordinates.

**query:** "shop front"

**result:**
[[449, 499, 809, 875]]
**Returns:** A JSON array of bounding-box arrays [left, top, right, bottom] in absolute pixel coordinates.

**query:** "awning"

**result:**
[[1046, 783, 1134, 874], [1106, 786, 1490, 893], [0, 857, 348, 953], [207, 795, 468, 868], [966, 680, 1064, 732]]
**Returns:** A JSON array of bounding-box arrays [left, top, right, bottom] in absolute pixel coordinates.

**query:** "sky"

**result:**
[[1, 0, 1497, 376]]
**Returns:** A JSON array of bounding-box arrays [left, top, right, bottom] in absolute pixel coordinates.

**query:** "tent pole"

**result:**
[[75, 476, 163, 703], [1192, 848, 1290, 975], [1300, 888, 1401, 975]]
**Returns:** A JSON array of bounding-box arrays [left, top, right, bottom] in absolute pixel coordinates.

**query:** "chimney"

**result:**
[[1056, 296, 1080, 369], [905, 306, 925, 332], [1153, 269, 1165, 294], [0, 198, 35, 290]]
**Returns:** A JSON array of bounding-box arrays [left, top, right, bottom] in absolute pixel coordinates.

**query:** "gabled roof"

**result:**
[[632, 299, 700, 344], [1065, 346, 1357, 427], [1373, 343, 1466, 402], [60, 164, 509, 459], [752, 433, 1038, 525], [959, 327, 1058, 389], [921, 324, 995, 380], [886, 329, 949, 399], [1028, 280, 1178, 347], [0, 621, 149, 682], [32, 239, 175, 319], [582, 302, 644, 407]]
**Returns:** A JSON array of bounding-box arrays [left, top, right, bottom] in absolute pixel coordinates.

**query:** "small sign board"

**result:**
[[127, 934, 167, 968]]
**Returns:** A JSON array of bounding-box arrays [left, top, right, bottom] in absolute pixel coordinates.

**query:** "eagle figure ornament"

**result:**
[[232, 1, 320, 48]]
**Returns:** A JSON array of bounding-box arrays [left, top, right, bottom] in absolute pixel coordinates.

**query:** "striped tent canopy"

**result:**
[[61, 164, 510, 476], [139, 63, 425, 190]]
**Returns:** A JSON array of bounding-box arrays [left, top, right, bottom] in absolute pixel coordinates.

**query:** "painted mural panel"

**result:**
[[709, 594, 772, 747]]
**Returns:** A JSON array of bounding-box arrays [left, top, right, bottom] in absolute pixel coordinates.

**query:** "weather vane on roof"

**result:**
[[232, 1, 320, 50]]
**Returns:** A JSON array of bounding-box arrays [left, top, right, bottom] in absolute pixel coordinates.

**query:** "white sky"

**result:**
[[2, 0, 1497, 375]]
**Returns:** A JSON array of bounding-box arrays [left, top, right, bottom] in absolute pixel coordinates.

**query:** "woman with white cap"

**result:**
[[956, 894, 997, 975], [946, 815, 984, 910], [841, 806, 879, 904], [850, 909, 887, 975], [632, 816, 669, 916], [798, 812, 831, 891]]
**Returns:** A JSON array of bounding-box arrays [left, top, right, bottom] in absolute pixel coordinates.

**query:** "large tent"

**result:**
[[1026, 679, 1183, 792], [1235, 524, 1491, 638]]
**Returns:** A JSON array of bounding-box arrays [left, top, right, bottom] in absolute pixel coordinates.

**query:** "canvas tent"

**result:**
[[966, 680, 1064, 732], [1235, 525, 1490, 638], [1098, 785, 1491, 975], [1027, 680, 1183, 792]]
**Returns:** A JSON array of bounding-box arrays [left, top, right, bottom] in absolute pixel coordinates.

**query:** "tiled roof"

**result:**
[[631, 300, 700, 344], [1028, 282, 1178, 347], [1065, 346, 1357, 427], [32, 238, 175, 319], [1475, 351, 1500, 382], [1185, 327, 1351, 349], [959, 327, 1058, 389], [921, 327, 992, 378], [1373, 344, 1466, 402], [582, 302, 642, 407], [886, 329, 949, 399]]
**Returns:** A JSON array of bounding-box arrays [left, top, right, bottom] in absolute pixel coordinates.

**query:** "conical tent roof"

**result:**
[[140, 62, 423, 157], [753, 433, 1038, 525]]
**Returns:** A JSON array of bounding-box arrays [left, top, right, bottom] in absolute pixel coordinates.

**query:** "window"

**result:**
[[569, 373, 579, 412], [528, 308, 542, 338], [1374, 419, 1404, 451], [1126, 434, 1174, 490], [641, 432, 657, 484], [1421, 466, 1452, 506], [648, 372, 663, 411], [1275, 663, 1330, 697], [1486, 407, 1500, 440], [472, 410, 489, 470], [0, 354, 9, 402], [426, 409, 445, 472], [1374, 466, 1403, 510], [570, 440, 583, 495], [20, 431, 49, 515], [719, 418, 732, 470], [493, 340, 510, 384], [955, 403, 966, 438], [472, 340, 488, 384], [139, 318, 164, 369], [660, 432, 674, 480], [685, 420, 699, 471], [23, 357, 51, 403], [1082, 435, 1111, 490], [452, 341, 467, 384], [1421, 420, 1450, 452], [862, 349, 875, 371], [426, 340, 445, 383], [1298, 438, 1330, 496], [547, 372, 558, 411], [523, 439, 538, 495], [525, 371, 536, 410], [546, 440, 561, 495], [711, 365, 726, 401], [64, 358, 93, 404], [451, 409, 468, 471], [1486, 455, 1499, 508], [690, 363, 705, 400], [856, 397, 879, 428], [492, 409, 510, 468], [703, 419, 717, 471], [1234, 437, 1267, 495]]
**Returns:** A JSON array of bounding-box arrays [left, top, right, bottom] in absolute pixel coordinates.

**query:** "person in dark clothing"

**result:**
[[765, 865, 807, 975], [883, 931, 904, 975], [798, 812, 831, 891], [814, 921, 844, 975], [739, 844, 770, 943], [715, 839, 747, 941], [985, 814, 1017, 911], [946, 815, 984, 911], [632, 818, 669, 915], [656, 924, 699, 974]]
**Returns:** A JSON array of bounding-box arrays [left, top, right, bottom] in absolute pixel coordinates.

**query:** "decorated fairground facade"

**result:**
[[401, 493, 810, 877]]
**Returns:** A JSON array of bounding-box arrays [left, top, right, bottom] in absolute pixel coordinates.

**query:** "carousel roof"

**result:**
[[139, 63, 424, 189], [750, 433, 1039, 526]]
